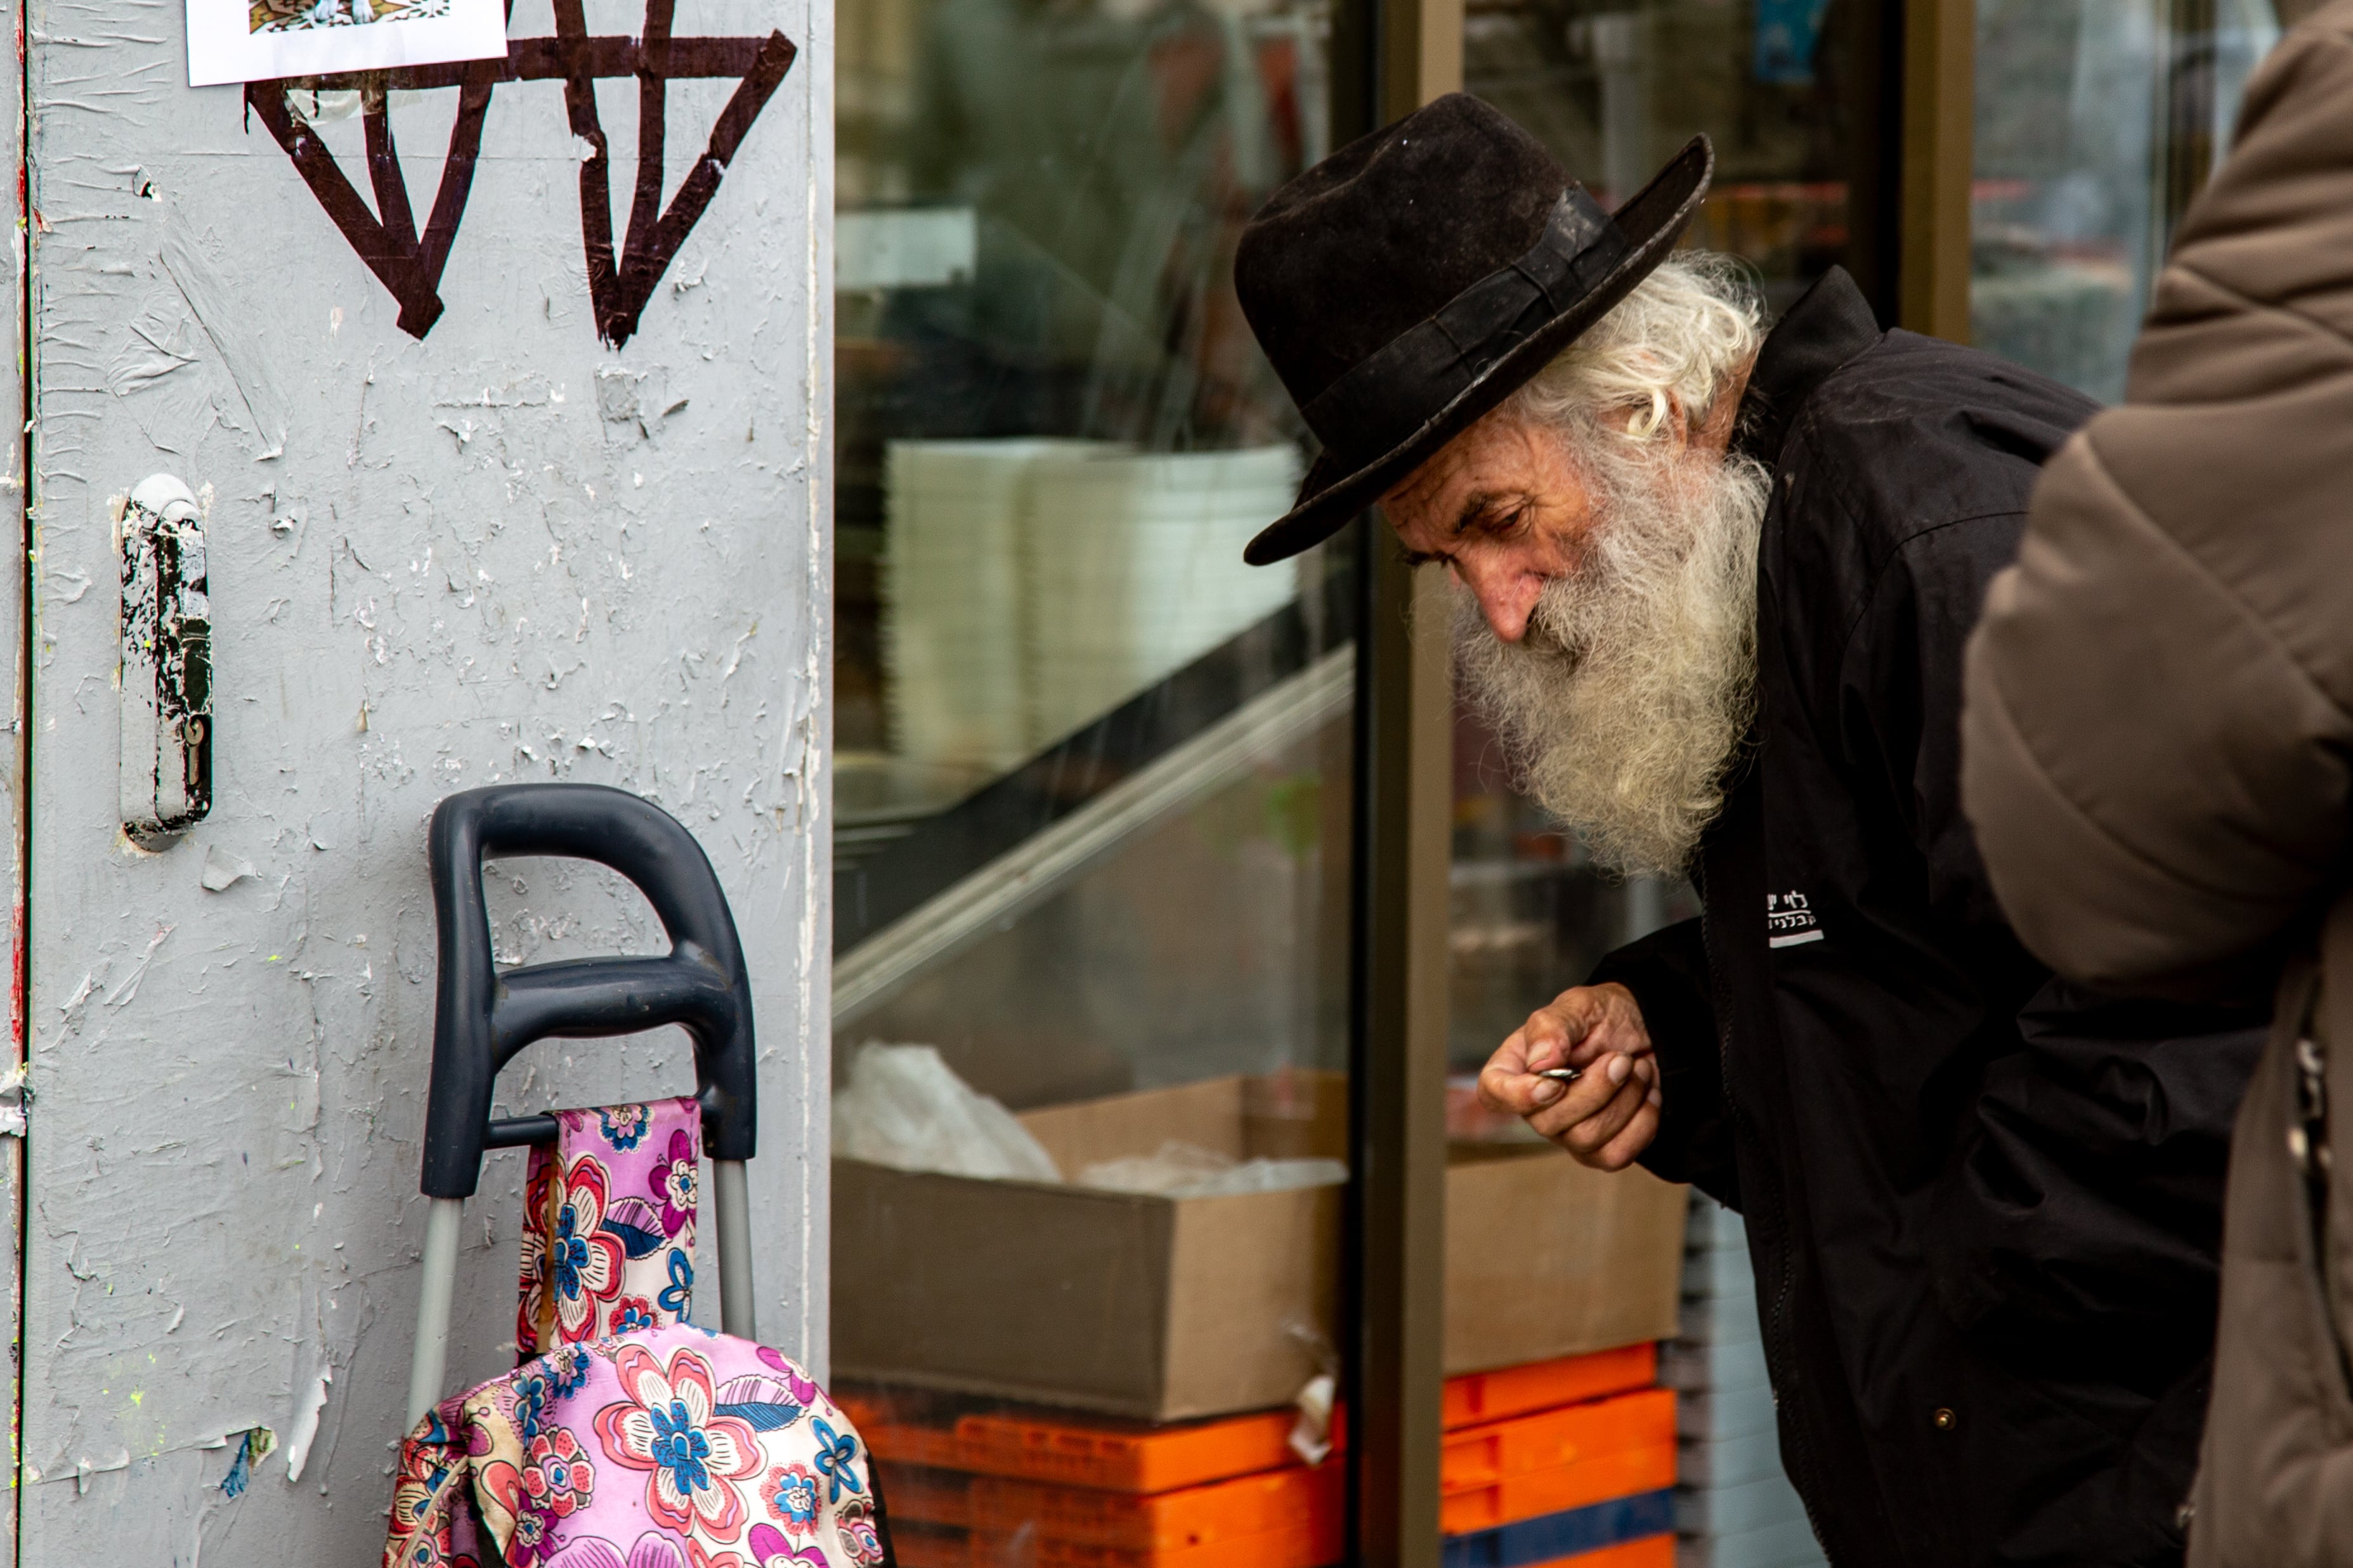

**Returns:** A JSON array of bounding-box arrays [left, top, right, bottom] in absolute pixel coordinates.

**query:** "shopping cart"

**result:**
[[388, 782, 888, 1568], [408, 782, 760, 1423]]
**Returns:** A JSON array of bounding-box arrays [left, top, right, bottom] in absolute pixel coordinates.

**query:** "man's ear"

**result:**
[[1651, 391, 1693, 446], [1610, 392, 1686, 445]]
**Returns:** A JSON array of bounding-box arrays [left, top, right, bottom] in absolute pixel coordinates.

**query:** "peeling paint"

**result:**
[[20, 0, 830, 1558], [158, 221, 287, 460], [280, 1370, 327, 1484], [198, 845, 252, 891]]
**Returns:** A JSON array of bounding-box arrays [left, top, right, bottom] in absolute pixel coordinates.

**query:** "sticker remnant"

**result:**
[[219, 1427, 277, 1499]]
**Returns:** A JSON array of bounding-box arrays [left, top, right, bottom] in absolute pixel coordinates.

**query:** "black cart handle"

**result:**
[[421, 784, 756, 1198]]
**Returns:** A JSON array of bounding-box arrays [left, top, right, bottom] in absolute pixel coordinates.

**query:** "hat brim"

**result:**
[[1242, 136, 1716, 567]]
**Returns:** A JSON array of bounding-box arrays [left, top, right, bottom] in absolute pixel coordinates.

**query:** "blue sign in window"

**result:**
[[1754, 0, 1830, 85]]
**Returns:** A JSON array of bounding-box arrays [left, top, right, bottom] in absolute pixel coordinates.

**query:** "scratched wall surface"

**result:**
[[0, 9, 26, 1565], [22, 0, 831, 1558]]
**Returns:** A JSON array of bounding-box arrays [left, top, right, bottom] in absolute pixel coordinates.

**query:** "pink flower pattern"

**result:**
[[591, 1342, 762, 1543], [549, 1157, 627, 1343], [384, 1099, 871, 1568], [650, 1127, 698, 1236], [521, 1428, 596, 1520], [518, 1099, 701, 1360], [386, 1329, 873, 1568]]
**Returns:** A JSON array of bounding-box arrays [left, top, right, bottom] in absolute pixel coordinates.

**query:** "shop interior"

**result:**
[[825, 3, 2290, 1564]]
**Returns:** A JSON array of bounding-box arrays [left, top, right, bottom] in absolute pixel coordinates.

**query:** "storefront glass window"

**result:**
[[1457, 0, 1890, 1080], [832, 0, 1357, 1557], [1445, 11, 1888, 1565], [1455, 0, 1880, 1112], [1972, 0, 2281, 403], [1459, 0, 1882, 1072], [1468, 0, 1893, 318]]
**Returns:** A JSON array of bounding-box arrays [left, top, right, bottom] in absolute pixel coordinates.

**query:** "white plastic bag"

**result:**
[[832, 1042, 1062, 1182], [1078, 1139, 1346, 1199]]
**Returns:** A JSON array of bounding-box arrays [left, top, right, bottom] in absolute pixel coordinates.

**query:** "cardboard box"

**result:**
[[831, 1072, 1684, 1420], [1444, 1143, 1686, 1376]]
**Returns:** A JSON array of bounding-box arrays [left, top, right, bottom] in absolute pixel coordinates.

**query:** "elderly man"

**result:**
[[1234, 95, 2264, 1566]]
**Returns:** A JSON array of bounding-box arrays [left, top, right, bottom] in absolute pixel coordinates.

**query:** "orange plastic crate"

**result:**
[[972, 1514, 1339, 1568], [860, 1415, 970, 1473], [880, 1464, 975, 1529], [1524, 1536, 1676, 1568], [892, 1524, 972, 1568], [1442, 1387, 1676, 1491], [972, 1460, 1342, 1550], [856, 1344, 1671, 1511], [948, 1407, 1300, 1493], [913, 1391, 1671, 1548], [1442, 1345, 1658, 1432], [1439, 1442, 1678, 1534]]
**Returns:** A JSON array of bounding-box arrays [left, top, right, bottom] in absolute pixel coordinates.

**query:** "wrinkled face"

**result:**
[[1381, 405, 1636, 641], [1395, 395, 1770, 878]]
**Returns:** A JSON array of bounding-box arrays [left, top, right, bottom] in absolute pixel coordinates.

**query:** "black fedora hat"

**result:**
[[1235, 94, 1712, 566]]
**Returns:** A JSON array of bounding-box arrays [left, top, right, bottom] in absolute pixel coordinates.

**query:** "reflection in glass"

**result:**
[[1454, 0, 1880, 1077], [833, 0, 1355, 1559], [1972, 0, 2279, 403], [1468, 0, 1886, 315], [1457, 13, 1883, 1568]]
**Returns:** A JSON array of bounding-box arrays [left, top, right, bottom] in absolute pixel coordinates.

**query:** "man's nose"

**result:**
[[1456, 556, 1544, 644]]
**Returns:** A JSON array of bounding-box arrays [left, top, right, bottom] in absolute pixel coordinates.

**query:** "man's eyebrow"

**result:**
[[1453, 490, 1526, 538]]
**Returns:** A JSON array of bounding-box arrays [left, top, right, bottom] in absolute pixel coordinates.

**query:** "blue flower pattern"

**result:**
[[598, 1106, 649, 1150], [511, 1369, 557, 1441], [658, 1247, 693, 1320], [549, 1345, 590, 1398], [811, 1417, 864, 1504], [649, 1397, 714, 1498], [552, 1201, 594, 1306]]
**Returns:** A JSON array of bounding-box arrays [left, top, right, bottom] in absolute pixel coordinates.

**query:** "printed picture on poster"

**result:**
[[187, 0, 507, 87]]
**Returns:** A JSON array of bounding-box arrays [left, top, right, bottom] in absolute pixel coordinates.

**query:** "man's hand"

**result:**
[[1477, 982, 1660, 1170]]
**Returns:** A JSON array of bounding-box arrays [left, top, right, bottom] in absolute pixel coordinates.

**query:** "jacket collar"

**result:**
[[1730, 266, 1882, 469]]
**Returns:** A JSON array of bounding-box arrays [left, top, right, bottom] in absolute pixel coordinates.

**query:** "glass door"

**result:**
[[1972, 0, 2282, 401], [831, 0, 1360, 1560], [1435, 9, 1900, 1568]]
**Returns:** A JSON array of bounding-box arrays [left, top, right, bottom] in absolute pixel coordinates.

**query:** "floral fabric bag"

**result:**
[[384, 1099, 889, 1568], [518, 1099, 707, 1355]]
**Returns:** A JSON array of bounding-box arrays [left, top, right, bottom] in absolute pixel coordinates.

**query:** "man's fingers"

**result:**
[[1477, 1028, 1570, 1114], [1584, 1102, 1661, 1172], [1498, 1058, 1624, 1124], [1479, 986, 1654, 1128], [1529, 1065, 1648, 1150], [1520, 1006, 1590, 1072], [1515, 1001, 1609, 1072], [1575, 1009, 1652, 1064], [1513, 1050, 1652, 1132], [1475, 1029, 1529, 1109]]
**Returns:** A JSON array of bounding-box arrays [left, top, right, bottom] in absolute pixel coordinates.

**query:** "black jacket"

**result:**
[[1594, 269, 2267, 1567]]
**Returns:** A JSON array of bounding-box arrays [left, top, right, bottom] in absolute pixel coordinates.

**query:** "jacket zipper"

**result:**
[[1702, 824, 1844, 1562]]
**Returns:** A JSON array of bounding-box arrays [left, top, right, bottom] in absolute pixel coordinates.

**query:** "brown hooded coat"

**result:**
[[1961, 6, 2353, 1560]]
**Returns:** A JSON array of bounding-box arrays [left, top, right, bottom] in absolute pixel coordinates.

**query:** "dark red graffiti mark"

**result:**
[[248, 6, 796, 347], [246, 70, 493, 338], [555, 0, 798, 347]]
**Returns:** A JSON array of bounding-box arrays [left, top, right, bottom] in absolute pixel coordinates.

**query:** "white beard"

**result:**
[[1454, 437, 1771, 878]]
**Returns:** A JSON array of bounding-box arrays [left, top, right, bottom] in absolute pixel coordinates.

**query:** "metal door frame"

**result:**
[[1342, 1, 1957, 1560]]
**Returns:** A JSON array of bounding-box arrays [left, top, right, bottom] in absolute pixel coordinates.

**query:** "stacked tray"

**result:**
[[882, 439, 1118, 772], [1667, 1196, 1827, 1568], [1022, 444, 1303, 749], [882, 439, 1307, 773], [852, 1344, 1678, 1568]]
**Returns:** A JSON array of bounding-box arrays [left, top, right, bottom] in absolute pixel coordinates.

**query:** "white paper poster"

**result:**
[[188, 0, 508, 87]]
